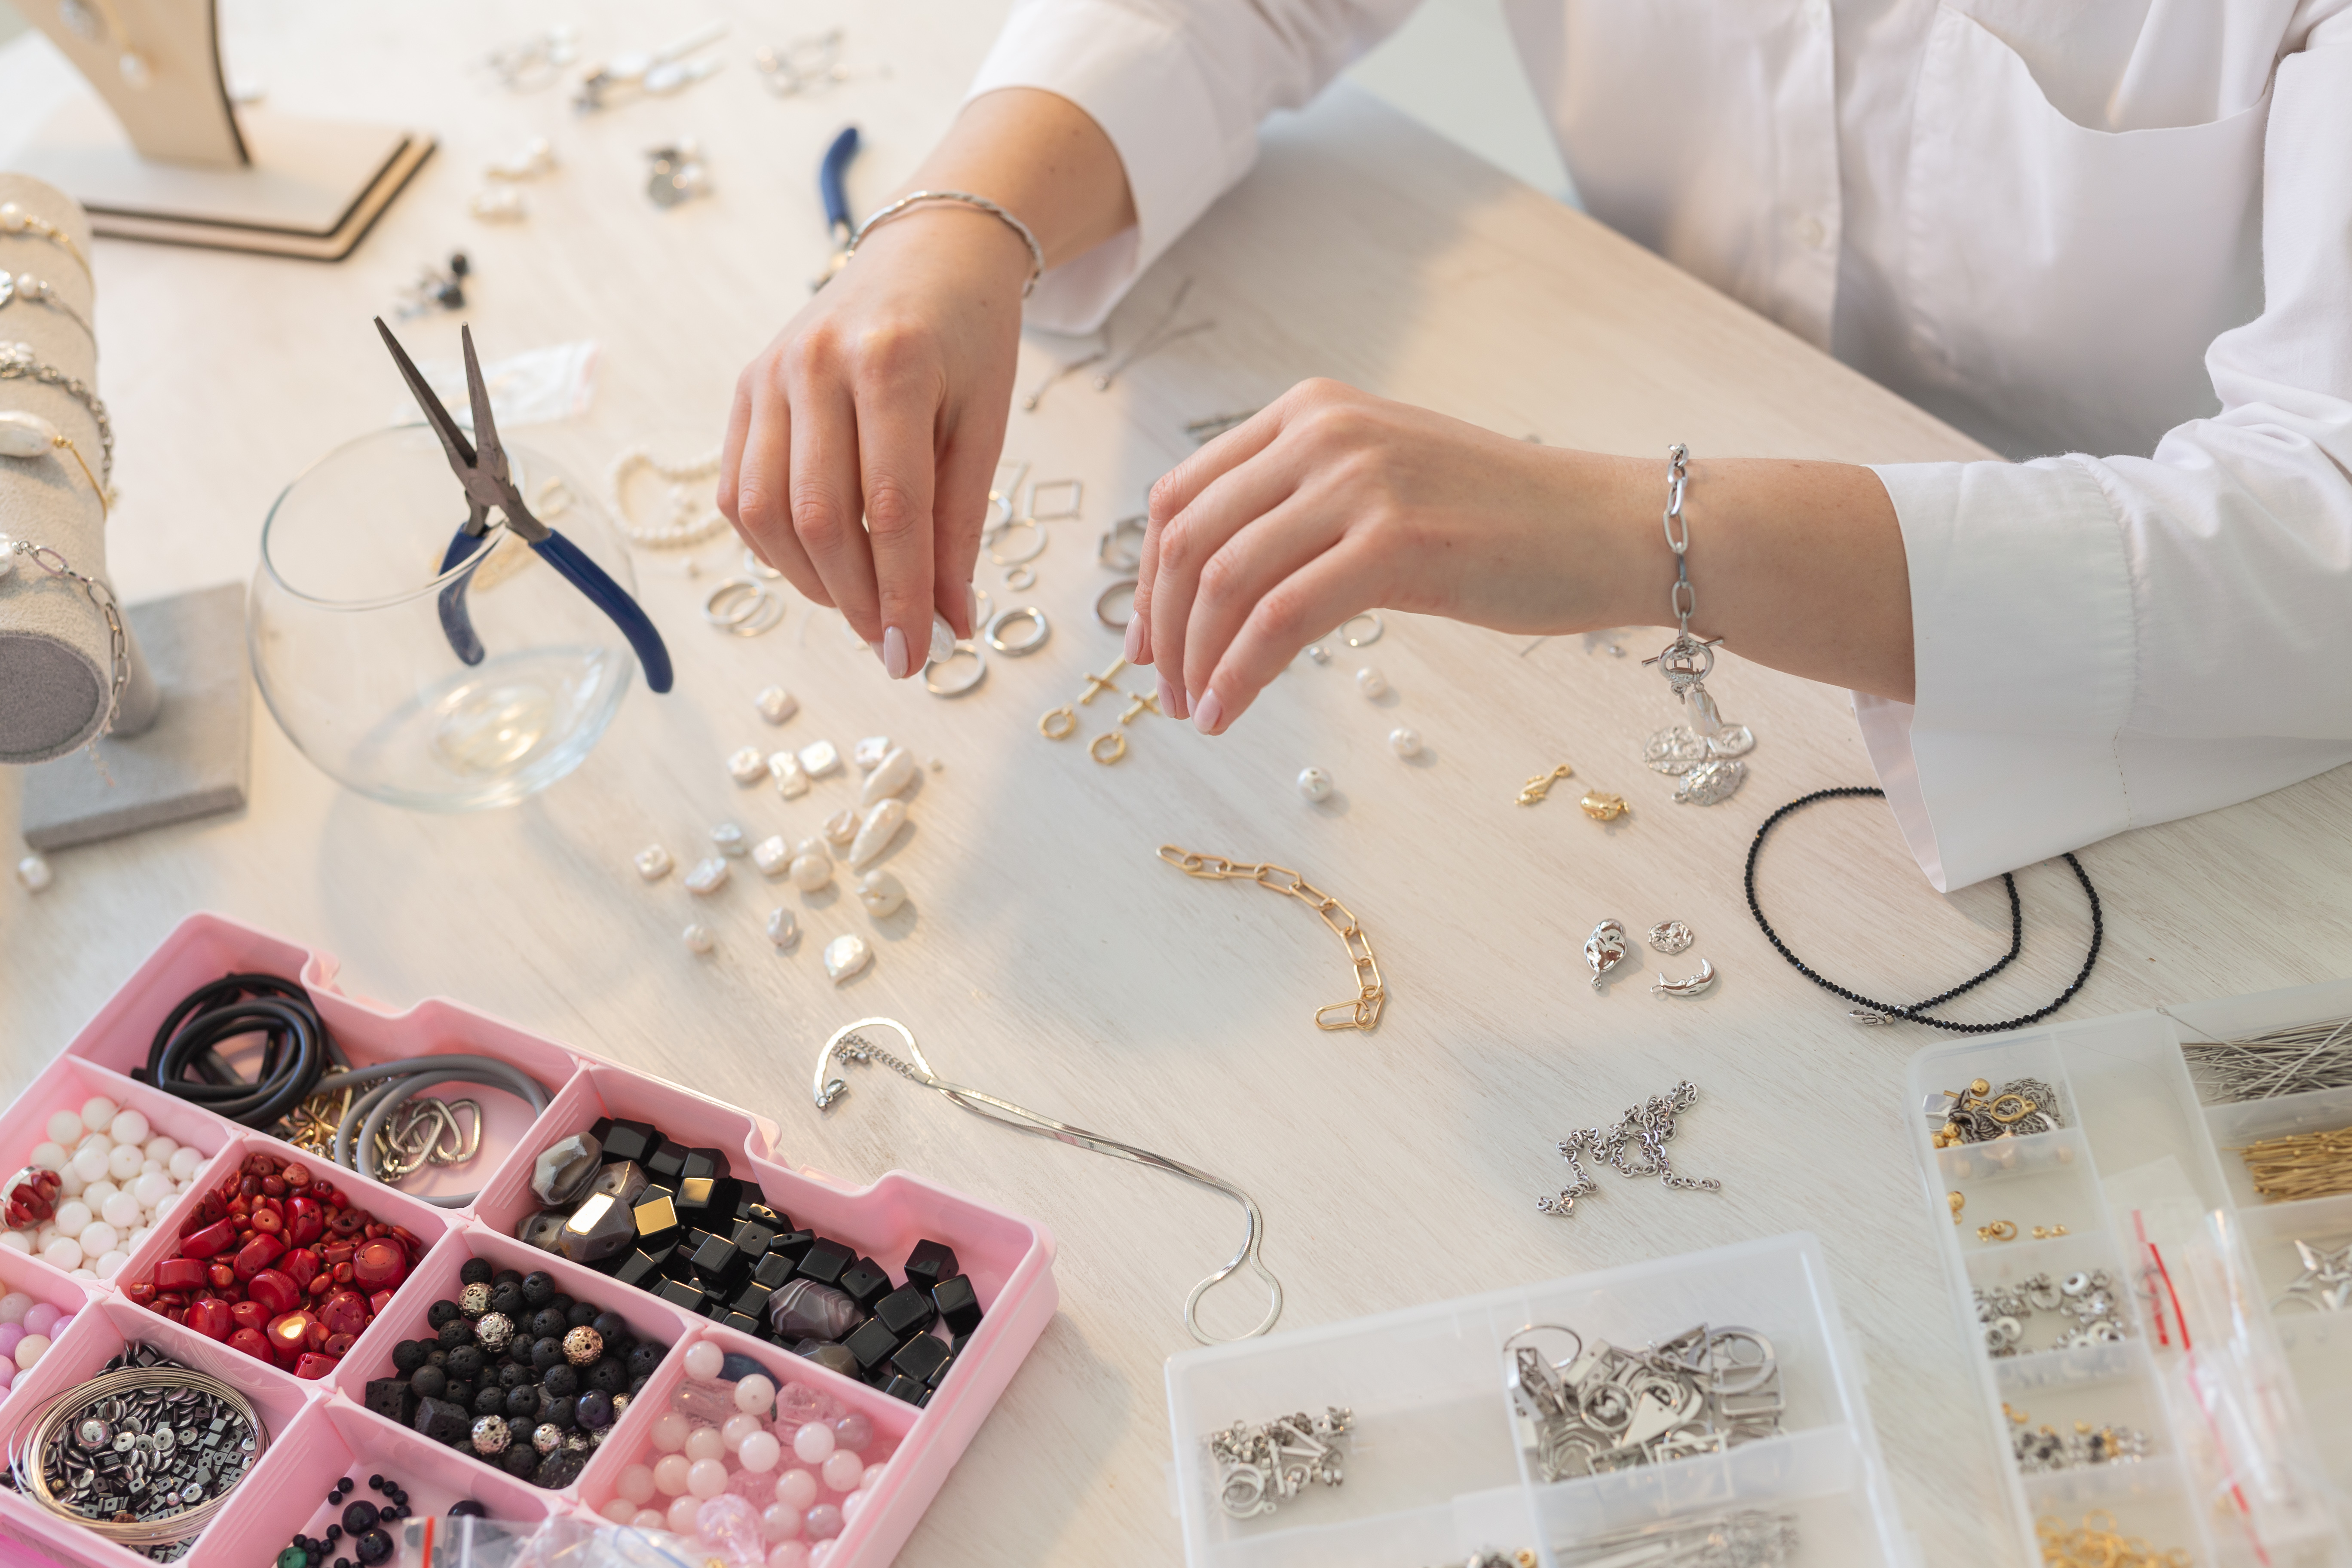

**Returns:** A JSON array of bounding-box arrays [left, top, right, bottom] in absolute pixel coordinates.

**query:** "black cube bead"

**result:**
[[931, 1274, 983, 1336], [723, 1311, 763, 1338], [738, 1198, 785, 1228], [588, 1116, 616, 1146], [836, 1259, 891, 1312], [644, 1139, 688, 1183], [873, 1285, 936, 1339], [890, 1331, 951, 1387], [690, 1231, 748, 1287], [842, 1318, 903, 1378], [903, 1240, 959, 1291], [365, 1378, 420, 1427], [731, 1219, 778, 1263], [633, 1194, 683, 1253], [881, 1374, 926, 1406], [680, 1147, 726, 1182], [732, 1282, 775, 1320], [413, 1397, 472, 1446], [616, 1244, 676, 1292], [600, 1120, 658, 1166], [768, 1228, 817, 1265], [751, 1253, 795, 1292], [794, 1239, 853, 1287], [656, 1278, 707, 1312]]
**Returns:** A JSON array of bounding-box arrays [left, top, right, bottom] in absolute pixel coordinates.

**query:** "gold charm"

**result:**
[[1090, 732, 1127, 765], [1121, 689, 1161, 725], [1579, 790, 1630, 821], [2031, 1224, 2069, 1240], [1038, 705, 1077, 740], [1516, 764, 1573, 805], [1977, 1220, 2018, 1243], [1948, 1191, 1965, 1225]]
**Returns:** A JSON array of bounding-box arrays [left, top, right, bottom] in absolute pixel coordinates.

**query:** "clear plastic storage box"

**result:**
[[1905, 980, 2352, 1568], [0, 913, 1059, 1568], [1164, 1232, 1912, 1568]]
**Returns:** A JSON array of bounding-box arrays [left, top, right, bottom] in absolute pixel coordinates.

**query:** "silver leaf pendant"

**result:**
[[1584, 919, 1629, 990], [1651, 959, 1717, 998], [1672, 758, 1746, 806]]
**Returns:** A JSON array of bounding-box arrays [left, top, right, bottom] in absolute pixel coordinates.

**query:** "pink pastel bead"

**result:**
[[722, 1412, 763, 1451], [791, 1421, 835, 1464], [831, 1412, 872, 1452], [695, 1494, 766, 1568], [600, 1498, 637, 1525], [839, 1491, 866, 1525], [667, 1495, 704, 1535], [632, 1510, 668, 1531], [686, 1425, 727, 1463], [738, 1431, 781, 1473], [688, 1458, 730, 1499], [47, 1314, 70, 1338], [0, 1324, 23, 1358], [0, 1361, 15, 1390], [820, 1452, 862, 1493], [20, 1304, 58, 1338], [774, 1383, 832, 1426], [650, 1411, 691, 1452], [617, 1465, 658, 1506], [761, 1504, 802, 1542], [803, 1504, 842, 1542], [767, 1547, 811, 1568], [654, 1454, 693, 1496], [808, 1547, 832, 1568], [775, 1470, 819, 1510]]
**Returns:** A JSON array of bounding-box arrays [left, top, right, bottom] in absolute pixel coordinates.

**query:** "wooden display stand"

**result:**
[[9, 0, 431, 260]]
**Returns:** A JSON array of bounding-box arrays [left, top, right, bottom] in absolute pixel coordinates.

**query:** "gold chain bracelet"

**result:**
[[1158, 845, 1385, 1031]]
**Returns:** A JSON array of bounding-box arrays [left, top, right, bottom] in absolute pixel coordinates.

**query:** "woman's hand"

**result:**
[[717, 211, 1030, 674], [1130, 380, 1651, 732]]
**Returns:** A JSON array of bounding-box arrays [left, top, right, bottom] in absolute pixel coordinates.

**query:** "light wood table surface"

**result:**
[[5, 4, 2350, 1564]]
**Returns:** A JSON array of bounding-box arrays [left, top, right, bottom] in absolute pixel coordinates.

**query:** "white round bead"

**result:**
[[53, 1201, 91, 1235], [765, 908, 800, 949], [79, 1097, 116, 1133], [27, 1142, 66, 1173], [1355, 667, 1388, 698], [106, 1109, 149, 1147], [42, 1237, 82, 1271], [133, 1170, 174, 1209], [68, 1145, 107, 1182], [44, 1112, 80, 1145], [101, 1191, 141, 1229], [787, 854, 832, 893], [77, 1221, 117, 1256], [106, 1143, 141, 1180], [1296, 766, 1334, 802], [141, 1135, 178, 1164], [682, 922, 716, 955], [168, 1147, 202, 1180], [1389, 727, 1423, 758]]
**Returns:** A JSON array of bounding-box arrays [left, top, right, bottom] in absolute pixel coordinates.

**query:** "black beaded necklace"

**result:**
[[1744, 786, 2104, 1034]]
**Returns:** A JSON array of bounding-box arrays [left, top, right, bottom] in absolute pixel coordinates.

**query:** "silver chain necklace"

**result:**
[[1538, 1080, 1720, 1216]]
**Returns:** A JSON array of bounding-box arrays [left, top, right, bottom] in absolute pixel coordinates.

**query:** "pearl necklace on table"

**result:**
[[606, 447, 726, 546]]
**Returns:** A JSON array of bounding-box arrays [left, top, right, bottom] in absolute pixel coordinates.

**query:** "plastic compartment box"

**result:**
[[1905, 981, 2352, 1568], [0, 913, 1057, 1568], [1164, 1233, 1910, 1568]]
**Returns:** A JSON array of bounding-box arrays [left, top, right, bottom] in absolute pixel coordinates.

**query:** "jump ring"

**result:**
[[703, 578, 766, 626], [1341, 612, 1383, 647], [743, 548, 784, 580], [1038, 705, 1076, 739], [987, 606, 1050, 655], [1004, 565, 1037, 590], [1099, 514, 1146, 571], [1089, 730, 1127, 765], [923, 641, 986, 696], [1096, 578, 1139, 629], [984, 516, 1047, 565]]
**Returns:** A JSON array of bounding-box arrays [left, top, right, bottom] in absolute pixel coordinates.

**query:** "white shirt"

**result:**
[[971, 0, 2352, 891]]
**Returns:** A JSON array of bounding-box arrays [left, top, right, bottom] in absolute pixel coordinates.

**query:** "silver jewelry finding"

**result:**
[[2274, 1239, 2352, 1313], [1341, 612, 1382, 647], [985, 606, 1048, 655], [0, 273, 93, 343], [1099, 514, 1145, 570], [703, 578, 782, 634], [1640, 445, 1753, 799], [1537, 1080, 1719, 1217], [1027, 478, 1083, 521], [816, 1017, 1281, 1344], [1507, 1317, 1776, 1481], [0, 342, 113, 480], [1553, 1512, 1801, 1566], [923, 641, 986, 696], [1672, 756, 1746, 805], [743, 548, 782, 579], [1003, 565, 1036, 591], [1646, 920, 1693, 954], [1210, 1407, 1351, 1519], [1, 535, 129, 746], [845, 190, 1044, 297], [1583, 919, 1628, 990], [1095, 578, 1138, 630], [1651, 959, 1716, 998], [984, 515, 1047, 566]]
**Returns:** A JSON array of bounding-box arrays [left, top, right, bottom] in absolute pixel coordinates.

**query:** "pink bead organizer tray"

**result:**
[[0, 911, 1058, 1568]]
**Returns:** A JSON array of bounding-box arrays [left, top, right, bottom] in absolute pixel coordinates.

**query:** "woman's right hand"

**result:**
[[717, 206, 1033, 677]]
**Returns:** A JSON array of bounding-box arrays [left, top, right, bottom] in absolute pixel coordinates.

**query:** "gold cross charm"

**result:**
[[1121, 689, 1161, 725], [1080, 657, 1127, 705]]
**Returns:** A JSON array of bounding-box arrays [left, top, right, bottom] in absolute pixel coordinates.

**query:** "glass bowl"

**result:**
[[250, 426, 639, 811]]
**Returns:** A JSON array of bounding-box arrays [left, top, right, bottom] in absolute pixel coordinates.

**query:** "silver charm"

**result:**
[[1583, 920, 1629, 989], [2275, 1240, 2352, 1313], [1651, 959, 1716, 998], [1646, 920, 1693, 955], [1209, 1407, 1351, 1519], [1643, 725, 1711, 775], [1672, 758, 1746, 806]]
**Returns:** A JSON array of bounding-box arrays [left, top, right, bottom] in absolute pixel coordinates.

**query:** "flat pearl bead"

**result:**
[[928, 613, 957, 665], [822, 934, 871, 982], [711, 823, 747, 856], [756, 686, 799, 725], [787, 854, 831, 892], [683, 858, 730, 895], [797, 740, 842, 778], [683, 923, 716, 954], [1296, 767, 1333, 802], [822, 809, 858, 846], [752, 836, 791, 876], [769, 753, 810, 798], [851, 736, 891, 770], [0, 411, 55, 459], [855, 870, 906, 918], [728, 747, 768, 786], [1388, 727, 1422, 758], [766, 909, 800, 949]]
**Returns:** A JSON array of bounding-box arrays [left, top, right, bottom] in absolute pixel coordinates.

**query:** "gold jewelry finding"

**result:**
[[1516, 763, 1573, 805], [1079, 656, 1126, 704], [1578, 790, 1629, 821], [1038, 705, 1076, 740], [1089, 731, 1126, 765], [1978, 1219, 2018, 1242], [2031, 1224, 2069, 1240], [1120, 689, 1161, 725], [1948, 1190, 1964, 1224], [1160, 844, 1384, 1030], [2235, 1126, 2352, 1202]]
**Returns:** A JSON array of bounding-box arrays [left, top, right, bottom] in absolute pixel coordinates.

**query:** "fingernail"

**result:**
[[1193, 689, 1224, 736], [1123, 616, 1144, 664], [965, 584, 979, 634], [882, 625, 910, 680], [1157, 674, 1183, 720]]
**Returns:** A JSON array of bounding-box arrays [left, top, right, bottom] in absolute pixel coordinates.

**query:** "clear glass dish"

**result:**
[[249, 425, 639, 811]]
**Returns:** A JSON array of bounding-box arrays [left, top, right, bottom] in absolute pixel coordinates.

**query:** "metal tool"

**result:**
[[373, 319, 675, 692], [810, 125, 862, 289]]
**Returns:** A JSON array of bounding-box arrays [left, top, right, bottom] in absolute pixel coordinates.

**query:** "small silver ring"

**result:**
[[726, 595, 784, 635], [985, 489, 1015, 529], [986, 606, 1049, 656], [923, 641, 986, 696], [1341, 612, 1383, 647], [1096, 578, 1138, 630], [984, 517, 1047, 566], [1098, 514, 1145, 571], [743, 548, 784, 580], [1004, 565, 1036, 590], [703, 578, 766, 626]]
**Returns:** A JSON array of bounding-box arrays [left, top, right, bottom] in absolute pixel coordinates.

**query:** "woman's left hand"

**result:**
[[1130, 378, 1645, 733]]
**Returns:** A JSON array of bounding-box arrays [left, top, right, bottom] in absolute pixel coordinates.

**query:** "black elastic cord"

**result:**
[[1744, 787, 2104, 1034], [141, 974, 335, 1128]]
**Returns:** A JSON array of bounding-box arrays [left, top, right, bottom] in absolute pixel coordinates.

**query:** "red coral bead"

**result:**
[[186, 1298, 233, 1341], [232, 1233, 285, 1280], [322, 1332, 357, 1359], [124, 1282, 157, 1306], [283, 1163, 312, 1188], [281, 1246, 321, 1291], [292, 1351, 339, 1380], [178, 1218, 238, 1259], [153, 1257, 206, 1292], [265, 1309, 313, 1363], [319, 1288, 371, 1338], [248, 1205, 284, 1236], [227, 1326, 271, 1360], [229, 1299, 270, 1333], [246, 1268, 301, 1317], [206, 1263, 237, 1290], [369, 1288, 396, 1317], [351, 1237, 407, 1293], [285, 1196, 324, 1246]]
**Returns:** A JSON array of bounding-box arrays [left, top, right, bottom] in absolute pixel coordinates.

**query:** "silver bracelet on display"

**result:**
[[0, 342, 113, 481], [0, 273, 94, 345], [843, 190, 1044, 297]]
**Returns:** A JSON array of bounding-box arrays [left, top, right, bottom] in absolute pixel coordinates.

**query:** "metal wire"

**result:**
[[2168, 1008, 2352, 1104]]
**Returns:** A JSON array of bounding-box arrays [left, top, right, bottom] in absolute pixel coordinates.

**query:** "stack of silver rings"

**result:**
[[1506, 1323, 1783, 1483]]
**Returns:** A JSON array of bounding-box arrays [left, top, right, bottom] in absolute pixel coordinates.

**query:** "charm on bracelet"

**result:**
[[1640, 445, 1755, 802]]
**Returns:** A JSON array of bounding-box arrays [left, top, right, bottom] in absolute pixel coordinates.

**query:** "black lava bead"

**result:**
[[449, 1501, 487, 1519], [436, 1319, 473, 1349], [443, 1381, 475, 1410], [540, 1364, 579, 1400], [444, 1346, 486, 1381], [504, 1384, 538, 1418], [565, 1301, 598, 1329], [425, 1348, 449, 1369], [585, 1359, 628, 1395], [459, 1258, 494, 1287], [500, 1446, 538, 1478], [539, 1393, 577, 1430], [390, 1341, 427, 1375], [530, 1337, 565, 1372], [492, 1268, 524, 1290], [341, 1501, 379, 1534], [472, 1386, 507, 1417], [528, 1308, 567, 1341], [496, 1361, 530, 1390], [409, 1366, 447, 1400], [626, 1344, 664, 1381], [591, 1311, 630, 1345], [426, 1300, 462, 1329], [355, 1530, 393, 1566], [520, 1272, 557, 1308], [489, 1283, 527, 1318]]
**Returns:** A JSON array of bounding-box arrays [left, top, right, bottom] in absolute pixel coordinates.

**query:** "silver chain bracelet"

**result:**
[[1639, 444, 1752, 804], [1, 342, 113, 481], [843, 190, 1044, 296], [0, 535, 129, 741]]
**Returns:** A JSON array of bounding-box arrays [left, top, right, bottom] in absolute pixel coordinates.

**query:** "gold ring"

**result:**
[[1038, 705, 1076, 740], [1090, 731, 1126, 765]]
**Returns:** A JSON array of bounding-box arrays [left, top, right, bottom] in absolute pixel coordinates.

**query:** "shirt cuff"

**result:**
[[968, 0, 1243, 334], [1855, 457, 2137, 891]]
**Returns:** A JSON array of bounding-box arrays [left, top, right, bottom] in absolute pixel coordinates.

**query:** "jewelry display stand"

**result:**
[[1, 174, 250, 849], [8, 0, 432, 261]]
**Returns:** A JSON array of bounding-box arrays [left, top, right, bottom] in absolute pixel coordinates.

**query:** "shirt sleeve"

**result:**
[[1858, 27, 2352, 892], [967, 0, 1425, 332]]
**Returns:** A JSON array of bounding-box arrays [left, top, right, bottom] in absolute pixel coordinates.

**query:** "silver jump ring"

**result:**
[[1341, 612, 1382, 648], [970, 585, 994, 627], [985, 516, 1048, 566], [986, 606, 1049, 655], [1096, 578, 1139, 630], [923, 641, 986, 696], [743, 548, 784, 580], [1004, 565, 1036, 590], [1099, 514, 1146, 571], [703, 578, 772, 627]]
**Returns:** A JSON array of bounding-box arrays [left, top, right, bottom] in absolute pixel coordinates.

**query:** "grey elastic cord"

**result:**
[[323, 1055, 552, 1208]]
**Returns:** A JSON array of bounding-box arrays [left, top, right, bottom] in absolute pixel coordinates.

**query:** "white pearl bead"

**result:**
[[728, 746, 769, 786], [787, 854, 832, 893], [859, 747, 917, 808], [16, 854, 52, 891], [822, 934, 872, 982], [752, 836, 791, 877], [756, 686, 798, 725], [766, 908, 800, 949], [1296, 766, 1334, 802], [0, 410, 56, 459], [711, 823, 747, 857], [1355, 667, 1388, 698], [855, 870, 906, 918], [682, 922, 716, 955], [683, 857, 731, 895], [847, 799, 907, 870], [822, 809, 858, 846], [798, 740, 842, 778], [1389, 727, 1423, 758], [928, 612, 957, 665], [634, 845, 674, 882], [770, 753, 810, 798], [852, 736, 891, 771]]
